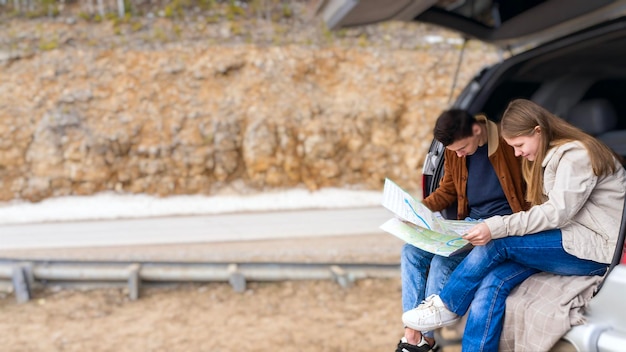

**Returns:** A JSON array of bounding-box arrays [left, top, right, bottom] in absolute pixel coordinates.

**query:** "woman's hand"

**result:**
[[463, 223, 492, 246]]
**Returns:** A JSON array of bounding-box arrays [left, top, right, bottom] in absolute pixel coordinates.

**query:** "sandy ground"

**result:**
[[0, 228, 470, 352], [0, 234, 430, 352], [0, 278, 404, 352]]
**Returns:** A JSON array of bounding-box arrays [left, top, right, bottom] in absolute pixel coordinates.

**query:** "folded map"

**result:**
[[380, 178, 475, 257]]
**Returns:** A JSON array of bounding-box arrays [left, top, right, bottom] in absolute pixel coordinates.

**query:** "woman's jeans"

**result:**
[[439, 229, 608, 352], [401, 243, 467, 338]]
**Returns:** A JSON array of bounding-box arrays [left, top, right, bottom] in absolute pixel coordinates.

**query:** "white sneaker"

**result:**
[[402, 295, 460, 331]]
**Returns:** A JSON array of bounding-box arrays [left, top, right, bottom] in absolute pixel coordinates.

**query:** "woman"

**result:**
[[401, 99, 626, 352]]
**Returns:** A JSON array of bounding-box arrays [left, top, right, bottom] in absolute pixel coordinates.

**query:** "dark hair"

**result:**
[[433, 109, 476, 146]]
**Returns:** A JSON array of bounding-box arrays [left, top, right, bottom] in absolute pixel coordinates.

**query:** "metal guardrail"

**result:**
[[0, 259, 400, 303]]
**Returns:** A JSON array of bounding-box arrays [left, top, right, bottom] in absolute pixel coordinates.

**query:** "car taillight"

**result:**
[[621, 246, 626, 264]]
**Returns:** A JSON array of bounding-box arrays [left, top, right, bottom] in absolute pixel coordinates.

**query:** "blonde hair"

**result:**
[[501, 99, 619, 206]]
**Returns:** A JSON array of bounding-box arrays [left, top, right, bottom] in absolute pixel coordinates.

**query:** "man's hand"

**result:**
[[463, 223, 492, 246]]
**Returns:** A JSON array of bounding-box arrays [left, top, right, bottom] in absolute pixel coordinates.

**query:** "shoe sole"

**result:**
[[402, 316, 460, 331]]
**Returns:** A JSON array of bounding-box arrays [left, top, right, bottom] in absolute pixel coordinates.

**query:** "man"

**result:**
[[396, 109, 529, 352]]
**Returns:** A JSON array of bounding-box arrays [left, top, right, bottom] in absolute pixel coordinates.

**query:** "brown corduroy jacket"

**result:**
[[422, 115, 530, 219]]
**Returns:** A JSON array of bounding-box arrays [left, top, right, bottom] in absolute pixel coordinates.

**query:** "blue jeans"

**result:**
[[439, 229, 608, 352], [401, 243, 468, 338]]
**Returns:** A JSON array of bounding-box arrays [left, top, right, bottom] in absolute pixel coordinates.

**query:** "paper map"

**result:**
[[380, 178, 475, 257]]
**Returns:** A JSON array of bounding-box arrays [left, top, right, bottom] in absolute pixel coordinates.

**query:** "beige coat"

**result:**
[[485, 141, 626, 264]]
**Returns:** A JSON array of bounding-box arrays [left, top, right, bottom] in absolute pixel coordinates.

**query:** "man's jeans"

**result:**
[[439, 229, 608, 352], [401, 243, 467, 338]]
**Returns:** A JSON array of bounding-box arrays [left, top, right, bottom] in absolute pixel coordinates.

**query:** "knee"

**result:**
[[467, 241, 500, 262], [481, 241, 499, 255], [462, 245, 491, 267], [401, 244, 433, 268], [401, 244, 414, 260]]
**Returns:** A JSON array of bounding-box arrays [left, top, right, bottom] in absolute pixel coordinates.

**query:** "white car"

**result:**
[[318, 1, 626, 351]]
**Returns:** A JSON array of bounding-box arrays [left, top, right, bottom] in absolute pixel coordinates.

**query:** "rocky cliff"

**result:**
[[0, 9, 498, 202]]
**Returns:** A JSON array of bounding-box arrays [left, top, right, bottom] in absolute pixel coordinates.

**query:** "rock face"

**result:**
[[0, 19, 497, 202]]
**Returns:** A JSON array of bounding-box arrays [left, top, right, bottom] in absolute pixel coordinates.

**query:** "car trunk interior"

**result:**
[[473, 22, 626, 161]]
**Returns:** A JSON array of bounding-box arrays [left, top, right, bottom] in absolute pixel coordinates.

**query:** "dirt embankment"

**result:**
[[0, 4, 498, 202]]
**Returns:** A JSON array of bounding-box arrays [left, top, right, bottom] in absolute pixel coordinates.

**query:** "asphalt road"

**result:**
[[0, 207, 403, 263]]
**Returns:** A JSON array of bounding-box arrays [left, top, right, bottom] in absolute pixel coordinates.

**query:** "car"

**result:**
[[317, 1, 626, 351]]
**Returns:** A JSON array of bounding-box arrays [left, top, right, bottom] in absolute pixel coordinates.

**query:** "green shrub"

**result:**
[[39, 36, 59, 51]]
